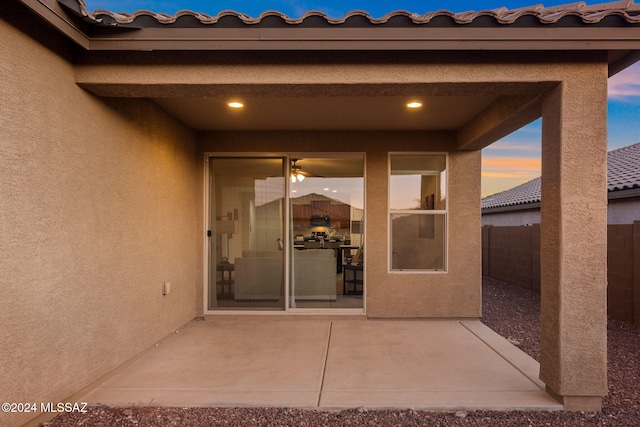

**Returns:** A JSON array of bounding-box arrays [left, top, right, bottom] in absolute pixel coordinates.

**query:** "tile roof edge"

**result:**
[[608, 140, 640, 154], [481, 177, 541, 209], [67, 0, 640, 27]]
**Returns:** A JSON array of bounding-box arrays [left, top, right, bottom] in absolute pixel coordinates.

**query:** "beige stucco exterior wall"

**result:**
[[199, 131, 482, 318], [0, 18, 199, 427], [539, 64, 609, 409]]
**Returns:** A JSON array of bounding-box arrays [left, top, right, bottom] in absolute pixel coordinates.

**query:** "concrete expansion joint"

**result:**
[[317, 321, 334, 406]]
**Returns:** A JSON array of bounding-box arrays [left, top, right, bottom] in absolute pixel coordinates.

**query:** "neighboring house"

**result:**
[[3, 0, 640, 423], [482, 142, 640, 226]]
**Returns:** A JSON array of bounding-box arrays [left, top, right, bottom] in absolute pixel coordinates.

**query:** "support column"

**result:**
[[539, 65, 608, 411]]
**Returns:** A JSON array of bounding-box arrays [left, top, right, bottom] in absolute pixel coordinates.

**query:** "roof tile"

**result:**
[[482, 177, 541, 210], [608, 141, 640, 190], [68, 0, 640, 27]]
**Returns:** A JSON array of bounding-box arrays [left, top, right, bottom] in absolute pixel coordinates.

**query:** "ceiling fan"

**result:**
[[290, 159, 306, 182], [290, 158, 327, 182]]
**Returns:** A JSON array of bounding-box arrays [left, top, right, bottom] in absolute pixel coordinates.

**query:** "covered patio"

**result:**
[[3, 1, 640, 426]]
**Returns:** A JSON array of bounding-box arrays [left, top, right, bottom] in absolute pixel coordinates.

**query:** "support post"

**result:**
[[539, 66, 608, 411]]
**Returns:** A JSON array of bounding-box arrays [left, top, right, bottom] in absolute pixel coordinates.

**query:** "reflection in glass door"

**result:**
[[289, 156, 364, 309], [208, 157, 286, 310], [207, 155, 365, 312]]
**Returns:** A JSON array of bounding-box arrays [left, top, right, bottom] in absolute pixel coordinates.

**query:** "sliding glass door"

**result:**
[[208, 157, 286, 310], [207, 154, 364, 312], [289, 156, 364, 309]]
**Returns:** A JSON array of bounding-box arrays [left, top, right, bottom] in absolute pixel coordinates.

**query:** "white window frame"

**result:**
[[388, 152, 448, 274]]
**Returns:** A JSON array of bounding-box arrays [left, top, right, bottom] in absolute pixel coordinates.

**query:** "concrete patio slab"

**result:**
[[83, 321, 331, 407], [82, 319, 562, 411], [320, 320, 557, 410]]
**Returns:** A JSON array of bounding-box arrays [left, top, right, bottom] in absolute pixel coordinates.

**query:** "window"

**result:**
[[389, 154, 447, 271]]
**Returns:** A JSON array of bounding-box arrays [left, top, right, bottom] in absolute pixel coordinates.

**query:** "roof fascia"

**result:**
[[18, 0, 89, 48], [482, 202, 542, 214], [609, 187, 640, 200], [84, 27, 640, 51], [14, 0, 640, 76]]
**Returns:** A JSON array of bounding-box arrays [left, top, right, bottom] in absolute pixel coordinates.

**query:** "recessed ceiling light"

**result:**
[[407, 101, 423, 109], [228, 101, 244, 109]]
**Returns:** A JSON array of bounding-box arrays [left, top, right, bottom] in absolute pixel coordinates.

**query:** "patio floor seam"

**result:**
[[317, 320, 333, 406], [459, 320, 546, 391]]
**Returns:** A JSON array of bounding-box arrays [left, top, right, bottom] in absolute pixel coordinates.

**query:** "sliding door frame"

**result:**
[[203, 152, 366, 316]]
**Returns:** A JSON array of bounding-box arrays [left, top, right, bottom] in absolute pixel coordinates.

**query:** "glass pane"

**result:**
[[390, 154, 446, 210], [209, 157, 285, 310], [289, 156, 364, 309], [391, 213, 446, 271]]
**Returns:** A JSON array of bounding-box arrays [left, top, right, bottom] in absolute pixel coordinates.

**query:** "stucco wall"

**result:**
[[608, 198, 640, 225], [481, 209, 541, 226], [0, 17, 199, 426], [199, 131, 482, 318], [482, 197, 640, 226], [539, 64, 609, 404]]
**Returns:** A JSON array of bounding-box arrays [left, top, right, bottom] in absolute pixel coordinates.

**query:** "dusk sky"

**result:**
[[85, 0, 640, 197]]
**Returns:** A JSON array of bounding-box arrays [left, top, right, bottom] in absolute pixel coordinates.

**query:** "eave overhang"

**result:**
[[17, 0, 640, 62], [72, 26, 640, 52], [9, 0, 639, 140]]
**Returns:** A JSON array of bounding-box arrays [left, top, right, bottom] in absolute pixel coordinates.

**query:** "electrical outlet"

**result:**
[[163, 282, 171, 295]]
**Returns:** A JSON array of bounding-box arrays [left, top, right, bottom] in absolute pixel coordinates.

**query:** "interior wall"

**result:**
[[199, 130, 482, 318], [0, 17, 199, 426]]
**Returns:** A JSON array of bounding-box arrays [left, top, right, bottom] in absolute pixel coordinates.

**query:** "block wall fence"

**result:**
[[482, 221, 640, 325]]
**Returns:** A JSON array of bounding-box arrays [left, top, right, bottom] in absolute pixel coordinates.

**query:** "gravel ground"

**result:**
[[46, 277, 640, 426]]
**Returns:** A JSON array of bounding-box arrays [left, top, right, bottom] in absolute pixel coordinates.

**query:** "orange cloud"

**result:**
[[481, 156, 541, 197], [481, 171, 539, 179], [482, 157, 541, 171]]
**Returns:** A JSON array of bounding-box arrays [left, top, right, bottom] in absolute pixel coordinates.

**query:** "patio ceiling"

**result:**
[[76, 73, 553, 135], [152, 95, 498, 131]]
